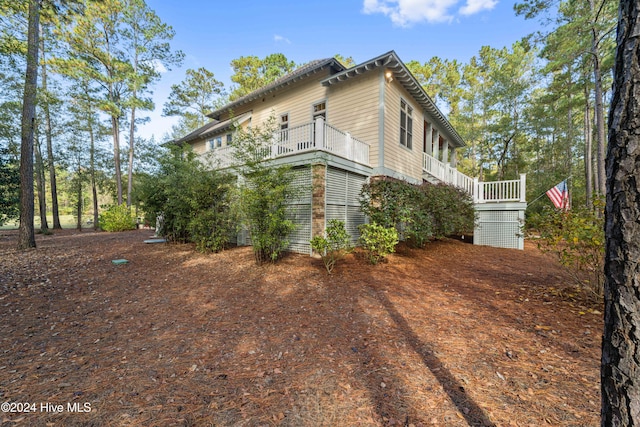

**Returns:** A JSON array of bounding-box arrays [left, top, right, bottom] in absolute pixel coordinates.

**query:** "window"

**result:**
[[400, 100, 413, 149], [226, 133, 233, 145], [280, 114, 289, 131], [313, 101, 326, 120], [279, 113, 289, 143], [209, 136, 222, 150]]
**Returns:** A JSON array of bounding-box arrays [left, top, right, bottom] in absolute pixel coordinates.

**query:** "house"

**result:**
[[175, 51, 527, 253]]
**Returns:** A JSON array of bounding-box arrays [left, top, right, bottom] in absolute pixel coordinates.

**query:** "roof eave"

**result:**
[[207, 58, 346, 120], [321, 51, 465, 148], [174, 112, 253, 144]]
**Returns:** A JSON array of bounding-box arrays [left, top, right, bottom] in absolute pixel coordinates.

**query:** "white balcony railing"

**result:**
[[423, 152, 526, 204], [202, 117, 370, 169]]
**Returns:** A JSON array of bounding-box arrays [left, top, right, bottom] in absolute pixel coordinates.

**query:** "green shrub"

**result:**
[[359, 178, 475, 247], [358, 222, 399, 264], [419, 182, 475, 239], [403, 208, 433, 249], [99, 204, 137, 232], [188, 210, 233, 253], [310, 219, 352, 273], [232, 117, 301, 264], [133, 146, 235, 252], [0, 147, 19, 226], [359, 179, 413, 228], [530, 202, 604, 298]]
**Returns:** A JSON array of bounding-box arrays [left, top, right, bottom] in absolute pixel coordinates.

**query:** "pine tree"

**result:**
[[601, 0, 640, 423]]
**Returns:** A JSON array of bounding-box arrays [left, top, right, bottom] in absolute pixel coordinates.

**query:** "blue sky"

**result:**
[[139, 0, 541, 141]]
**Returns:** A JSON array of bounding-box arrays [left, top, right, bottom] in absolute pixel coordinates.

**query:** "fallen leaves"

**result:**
[[0, 230, 602, 426]]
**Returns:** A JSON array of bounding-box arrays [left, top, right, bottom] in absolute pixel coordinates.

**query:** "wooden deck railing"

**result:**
[[201, 117, 370, 169], [423, 152, 526, 204]]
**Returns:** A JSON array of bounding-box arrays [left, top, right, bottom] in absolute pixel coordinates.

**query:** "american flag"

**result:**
[[546, 180, 570, 210]]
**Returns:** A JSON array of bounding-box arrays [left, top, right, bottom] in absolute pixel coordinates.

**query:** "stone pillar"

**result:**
[[311, 163, 326, 239], [451, 148, 457, 167]]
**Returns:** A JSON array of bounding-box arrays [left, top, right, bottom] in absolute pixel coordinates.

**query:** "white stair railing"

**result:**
[[423, 152, 526, 203]]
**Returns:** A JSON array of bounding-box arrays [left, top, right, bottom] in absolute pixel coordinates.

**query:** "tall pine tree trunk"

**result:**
[[127, 25, 139, 208], [590, 0, 607, 198], [89, 117, 99, 230], [112, 115, 123, 205], [18, 0, 40, 250], [76, 169, 83, 231], [128, 105, 135, 207], [593, 50, 607, 197], [34, 133, 48, 232], [584, 85, 593, 209], [565, 70, 573, 181], [40, 24, 61, 229], [602, 0, 640, 424]]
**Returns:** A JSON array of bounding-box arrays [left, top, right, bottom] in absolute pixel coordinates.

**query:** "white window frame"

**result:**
[[280, 113, 289, 131], [279, 113, 290, 143], [312, 101, 326, 120], [400, 99, 413, 150], [209, 136, 222, 150]]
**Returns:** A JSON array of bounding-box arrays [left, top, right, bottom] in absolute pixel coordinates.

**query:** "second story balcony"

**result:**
[[201, 117, 370, 170]]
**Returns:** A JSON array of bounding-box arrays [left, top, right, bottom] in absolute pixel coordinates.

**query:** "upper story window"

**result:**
[[280, 113, 289, 131], [313, 101, 326, 120], [400, 100, 413, 150], [209, 136, 222, 150], [279, 113, 289, 143], [226, 133, 233, 145]]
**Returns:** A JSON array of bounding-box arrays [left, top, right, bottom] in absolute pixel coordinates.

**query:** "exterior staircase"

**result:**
[[422, 152, 527, 250], [422, 152, 526, 204]]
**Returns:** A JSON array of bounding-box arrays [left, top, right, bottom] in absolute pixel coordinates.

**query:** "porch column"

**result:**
[[450, 148, 457, 167], [442, 139, 449, 163], [314, 116, 325, 150], [311, 163, 326, 242], [432, 129, 440, 160], [424, 121, 433, 154]]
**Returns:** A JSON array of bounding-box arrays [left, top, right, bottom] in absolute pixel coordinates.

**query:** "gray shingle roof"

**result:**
[[174, 112, 252, 144]]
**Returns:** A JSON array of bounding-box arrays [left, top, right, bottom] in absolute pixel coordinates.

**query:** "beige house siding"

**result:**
[[326, 71, 380, 167], [185, 55, 455, 179], [383, 79, 424, 181], [216, 71, 333, 130], [184, 70, 335, 152], [190, 139, 207, 155]]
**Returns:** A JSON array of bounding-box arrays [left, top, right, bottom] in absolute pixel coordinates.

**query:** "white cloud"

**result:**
[[363, 0, 491, 26], [274, 34, 291, 44], [151, 59, 167, 74], [459, 0, 497, 15]]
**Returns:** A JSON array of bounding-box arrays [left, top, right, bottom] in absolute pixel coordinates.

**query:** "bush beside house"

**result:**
[[359, 178, 476, 248], [134, 146, 236, 252]]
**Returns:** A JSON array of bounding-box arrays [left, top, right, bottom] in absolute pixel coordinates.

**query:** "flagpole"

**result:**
[[528, 190, 550, 206]]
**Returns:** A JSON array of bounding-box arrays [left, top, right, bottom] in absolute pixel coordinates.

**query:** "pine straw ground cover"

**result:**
[[0, 229, 601, 427]]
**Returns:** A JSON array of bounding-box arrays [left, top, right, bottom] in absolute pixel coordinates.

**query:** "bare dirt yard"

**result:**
[[0, 229, 602, 426]]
